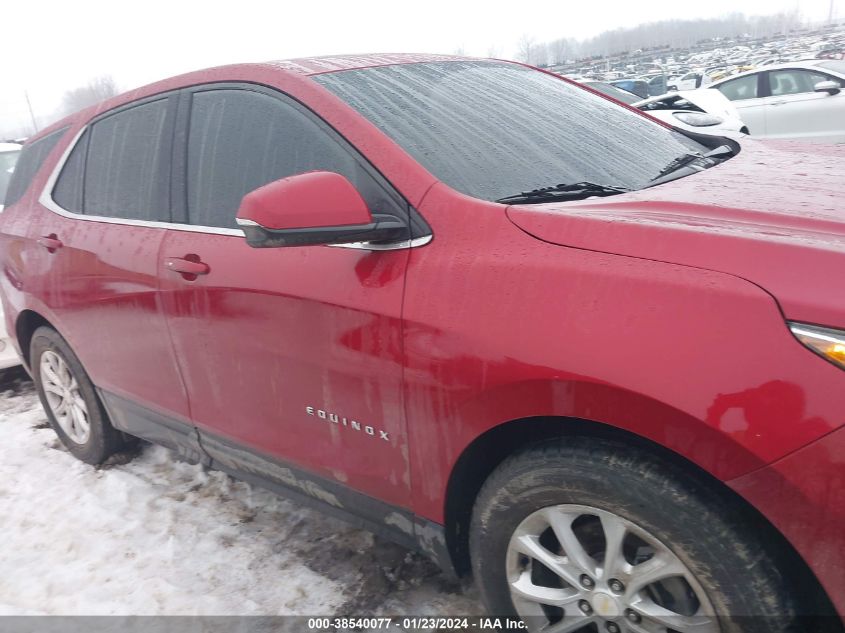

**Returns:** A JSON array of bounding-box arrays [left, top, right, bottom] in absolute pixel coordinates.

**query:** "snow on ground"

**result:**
[[0, 371, 479, 616]]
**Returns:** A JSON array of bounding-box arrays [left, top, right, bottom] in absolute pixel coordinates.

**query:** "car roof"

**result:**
[[261, 53, 477, 76], [709, 59, 841, 86], [0, 142, 22, 153], [25, 53, 489, 144]]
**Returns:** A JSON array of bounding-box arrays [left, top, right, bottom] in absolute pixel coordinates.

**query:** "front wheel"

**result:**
[[469, 438, 798, 633]]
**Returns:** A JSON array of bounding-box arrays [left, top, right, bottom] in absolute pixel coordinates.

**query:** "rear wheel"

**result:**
[[469, 438, 798, 633], [31, 326, 130, 464]]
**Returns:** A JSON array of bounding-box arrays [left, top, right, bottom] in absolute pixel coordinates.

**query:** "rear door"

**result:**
[[27, 95, 196, 456], [762, 68, 845, 142], [158, 84, 413, 509]]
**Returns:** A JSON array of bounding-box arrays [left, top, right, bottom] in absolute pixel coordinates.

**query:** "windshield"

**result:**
[[0, 149, 22, 206], [316, 61, 707, 202], [583, 81, 642, 105], [818, 60, 845, 75]]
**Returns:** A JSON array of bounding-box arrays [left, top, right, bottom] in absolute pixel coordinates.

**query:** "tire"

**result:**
[[31, 326, 129, 464], [469, 437, 799, 633]]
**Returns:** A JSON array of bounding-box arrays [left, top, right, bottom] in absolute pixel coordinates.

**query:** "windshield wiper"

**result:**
[[495, 181, 630, 205], [648, 144, 735, 185]]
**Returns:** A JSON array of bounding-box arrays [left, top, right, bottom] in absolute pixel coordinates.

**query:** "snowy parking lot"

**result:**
[[0, 371, 478, 618]]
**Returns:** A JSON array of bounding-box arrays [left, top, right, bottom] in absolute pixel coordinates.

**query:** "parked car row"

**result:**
[[556, 24, 845, 93], [582, 58, 845, 143], [558, 25, 845, 106]]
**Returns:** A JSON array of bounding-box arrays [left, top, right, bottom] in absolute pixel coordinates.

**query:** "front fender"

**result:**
[[403, 184, 845, 523]]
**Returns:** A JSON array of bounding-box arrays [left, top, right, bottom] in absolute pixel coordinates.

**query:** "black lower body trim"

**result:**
[[97, 388, 455, 575], [99, 390, 206, 464]]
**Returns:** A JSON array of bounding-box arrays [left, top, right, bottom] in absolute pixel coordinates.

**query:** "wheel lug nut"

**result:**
[[625, 608, 641, 623], [580, 574, 595, 589], [606, 623, 620, 633], [608, 578, 625, 593], [578, 599, 592, 614]]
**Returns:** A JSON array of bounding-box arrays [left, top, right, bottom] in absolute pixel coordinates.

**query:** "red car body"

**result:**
[[1, 54, 843, 616]]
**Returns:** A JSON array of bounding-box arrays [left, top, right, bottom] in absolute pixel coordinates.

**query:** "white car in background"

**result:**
[[672, 69, 714, 91], [0, 142, 22, 371], [581, 81, 746, 136], [635, 89, 746, 135], [709, 60, 845, 143]]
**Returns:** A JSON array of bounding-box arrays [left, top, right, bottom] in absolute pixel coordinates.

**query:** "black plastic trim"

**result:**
[[97, 388, 454, 575], [242, 213, 408, 248], [98, 390, 207, 464]]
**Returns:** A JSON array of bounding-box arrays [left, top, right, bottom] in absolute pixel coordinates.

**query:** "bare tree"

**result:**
[[486, 44, 502, 58], [516, 34, 537, 63], [548, 39, 573, 66], [62, 76, 119, 116], [532, 42, 550, 67]]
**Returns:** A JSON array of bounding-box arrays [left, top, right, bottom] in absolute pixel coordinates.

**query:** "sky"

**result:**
[[2, 0, 838, 137]]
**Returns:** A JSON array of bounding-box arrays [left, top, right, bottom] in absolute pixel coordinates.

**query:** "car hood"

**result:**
[[507, 138, 845, 327], [634, 89, 740, 120]]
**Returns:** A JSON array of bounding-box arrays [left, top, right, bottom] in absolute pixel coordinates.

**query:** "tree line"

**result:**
[[516, 11, 804, 66]]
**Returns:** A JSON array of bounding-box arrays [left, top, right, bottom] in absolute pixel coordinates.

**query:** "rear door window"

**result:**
[[83, 98, 172, 221], [4, 128, 66, 207]]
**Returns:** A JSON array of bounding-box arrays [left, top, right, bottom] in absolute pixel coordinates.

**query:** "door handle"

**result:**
[[165, 256, 210, 278], [38, 235, 63, 253], [770, 100, 787, 106]]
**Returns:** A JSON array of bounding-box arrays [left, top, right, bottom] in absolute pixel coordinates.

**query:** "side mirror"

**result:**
[[814, 80, 841, 95], [236, 171, 407, 248]]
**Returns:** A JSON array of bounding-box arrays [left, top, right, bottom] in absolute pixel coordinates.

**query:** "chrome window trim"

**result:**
[[331, 235, 432, 250], [38, 126, 244, 237], [39, 124, 433, 249]]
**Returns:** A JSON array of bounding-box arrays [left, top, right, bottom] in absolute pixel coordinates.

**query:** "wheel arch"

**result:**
[[442, 414, 837, 618], [15, 309, 57, 371]]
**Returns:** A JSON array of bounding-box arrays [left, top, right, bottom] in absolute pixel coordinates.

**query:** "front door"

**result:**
[[158, 85, 413, 508], [762, 68, 845, 142]]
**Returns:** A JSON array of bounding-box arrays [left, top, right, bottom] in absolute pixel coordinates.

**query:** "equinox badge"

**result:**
[[305, 406, 390, 442]]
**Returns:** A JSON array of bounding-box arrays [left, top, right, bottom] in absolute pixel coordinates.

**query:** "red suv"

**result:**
[[1, 54, 843, 630]]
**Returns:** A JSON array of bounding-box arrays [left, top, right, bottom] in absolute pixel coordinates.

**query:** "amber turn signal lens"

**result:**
[[789, 323, 845, 369]]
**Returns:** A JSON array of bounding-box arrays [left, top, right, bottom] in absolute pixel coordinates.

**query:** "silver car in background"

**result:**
[[709, 60, 845, 142]]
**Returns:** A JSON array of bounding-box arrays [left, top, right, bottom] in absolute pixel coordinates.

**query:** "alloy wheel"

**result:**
[[506, 504, 718, 633], [39, 349, 90, 444]]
